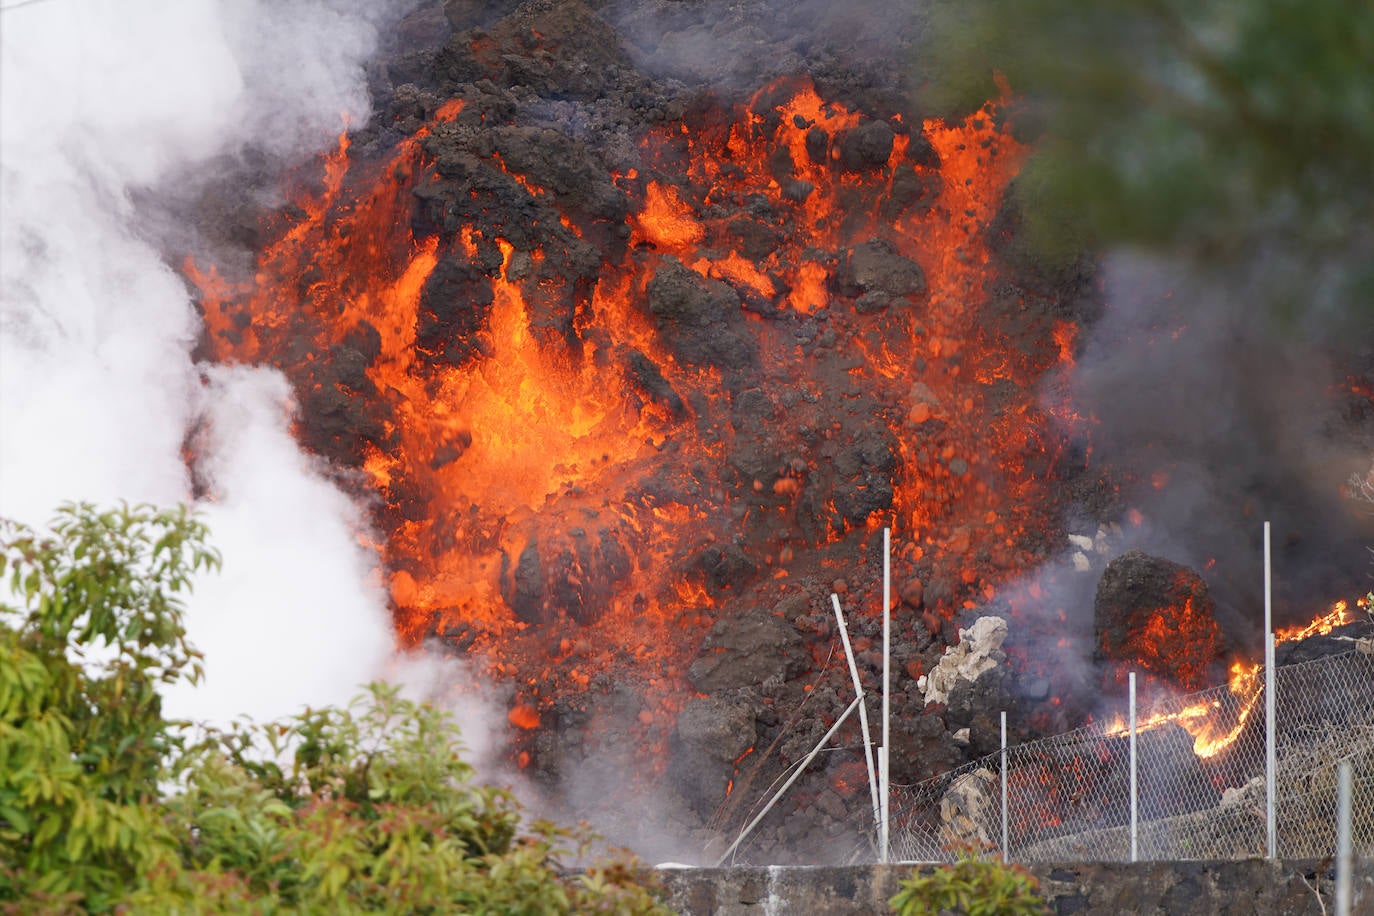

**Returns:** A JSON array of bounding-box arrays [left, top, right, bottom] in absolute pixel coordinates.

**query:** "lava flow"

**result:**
[[1104, 598, 1367, 758], [186, 76, 1078, 766]]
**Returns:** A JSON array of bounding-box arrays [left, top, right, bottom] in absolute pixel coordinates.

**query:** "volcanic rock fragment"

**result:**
[[921, 615, 1009, 707], [669, 696, 757, 815], [416, 256, 494, 366], [626, 350, 685, 416], [940, 768, 999, 849], [696, 541, 754, 590], [687, 606, 807, 692], [804, 126, 829, 164], [838, 119, 895, 171], [1094, 550, 1225, 691], [835, 238, 925, 299], [644, 256, 755, 375]]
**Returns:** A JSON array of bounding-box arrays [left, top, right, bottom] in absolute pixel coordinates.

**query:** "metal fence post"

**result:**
[[881, 527, 890, 864], [1001, 710, 1009, 864], [1265, 522, 1278, 860], [1129, 671, 1138, 863], [1337, 760, 1352, 916]]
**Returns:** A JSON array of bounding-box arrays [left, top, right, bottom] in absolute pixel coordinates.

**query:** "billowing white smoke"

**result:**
[[0, 0, 412, 724]]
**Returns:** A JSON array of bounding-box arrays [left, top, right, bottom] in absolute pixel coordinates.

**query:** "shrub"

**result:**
[[889, 848, 1046, 916], [1, 504, 671, 914]]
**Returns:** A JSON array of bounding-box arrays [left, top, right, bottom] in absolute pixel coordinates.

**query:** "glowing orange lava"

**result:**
[[186, 78, 1074, 765], [1106, 598, 1366, 758]]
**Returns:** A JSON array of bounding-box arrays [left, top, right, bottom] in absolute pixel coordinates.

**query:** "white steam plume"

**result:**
[[0, 0, 411, 724]]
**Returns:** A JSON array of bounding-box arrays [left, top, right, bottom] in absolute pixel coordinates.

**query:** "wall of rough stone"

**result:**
[[658, 860, 1374, 914]]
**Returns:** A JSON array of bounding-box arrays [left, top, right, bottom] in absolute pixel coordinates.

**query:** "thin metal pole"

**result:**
[[1001, 710, 1009, 864], [1337, 760, 1352, 916], [1129, 671, 1138, 863], [881, 527, 891, 863], [715, 696, 863, 867], [1265, 521, 1277, 860], [832, 593, 881, 835], [879, 747, 889, 860]]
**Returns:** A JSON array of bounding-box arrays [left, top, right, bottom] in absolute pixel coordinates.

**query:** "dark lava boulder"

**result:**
[[687, 605, 807, 692], [834, 238, 925, 299], [668, 695, 758, 815], [1094, 550, 1226, 691], [644, 256, 756, 374], [838, 118, 895, 171]]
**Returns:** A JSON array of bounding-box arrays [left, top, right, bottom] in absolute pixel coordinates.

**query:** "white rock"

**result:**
[[922, 616, 1009, 706], [1221, 776, 1264, 808], [1072, 551, 1092, 572], [1067, 534, 1095, 551]]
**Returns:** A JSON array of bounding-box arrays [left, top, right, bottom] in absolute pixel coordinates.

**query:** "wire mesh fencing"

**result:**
[[886, 645, 1374, 863], [1273, 649, 1374, 858]]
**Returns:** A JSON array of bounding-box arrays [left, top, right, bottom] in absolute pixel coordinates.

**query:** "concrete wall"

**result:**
[[659, 860, 1374, 914]]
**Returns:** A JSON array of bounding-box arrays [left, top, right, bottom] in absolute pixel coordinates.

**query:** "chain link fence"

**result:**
[[887, 646, 1374, 863]]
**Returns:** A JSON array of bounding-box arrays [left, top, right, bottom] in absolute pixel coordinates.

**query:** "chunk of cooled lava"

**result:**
[[920, 615, 1008, 707], [1094, 550, 1226, 691]]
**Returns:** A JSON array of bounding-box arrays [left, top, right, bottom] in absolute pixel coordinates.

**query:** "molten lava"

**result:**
[[1105, 598, 1367, 758], [187, 78, 1076, 763], [1111, 592, 1224, 692]]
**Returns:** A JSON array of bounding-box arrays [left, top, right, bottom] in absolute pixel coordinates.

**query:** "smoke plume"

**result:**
[[1068, 252, 1374, 651], [0, 0, 415, 724]]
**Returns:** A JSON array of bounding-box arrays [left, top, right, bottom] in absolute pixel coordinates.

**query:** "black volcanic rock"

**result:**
[[688, 606, 807, 692], [416, 255, 494, 367], [835, 239, 925, 298], [644, 256, 756, 373], [838, 119, 895, 172], [1094, 550, 1225, 690]]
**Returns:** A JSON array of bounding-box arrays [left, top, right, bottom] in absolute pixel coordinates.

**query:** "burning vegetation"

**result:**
[[176, 0, 1374, 862]]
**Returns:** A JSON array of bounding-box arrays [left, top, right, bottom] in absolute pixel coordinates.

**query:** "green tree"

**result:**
[[920, 0, 1374, 321], [0, 504, 669, 914], [0, 503, 217, 912]]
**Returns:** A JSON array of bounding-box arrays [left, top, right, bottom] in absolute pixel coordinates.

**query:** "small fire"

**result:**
[[1275, 597, 1362, 643]]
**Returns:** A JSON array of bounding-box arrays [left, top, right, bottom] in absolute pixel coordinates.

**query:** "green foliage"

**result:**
[[133, 685, 669, 914], [920, 0, 1374, 319], [0, 505, 671, 914], [889, 849, 1046, 916], [0, 503, 218, 912]]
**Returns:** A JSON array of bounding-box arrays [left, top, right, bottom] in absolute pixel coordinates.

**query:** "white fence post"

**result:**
[[881, 527, 891, 864], [1337, 760, 1352, 916], [1129, 671, 1138, 863], [1265, 521, 1278, 860], [1001, 710, 1009, 864]]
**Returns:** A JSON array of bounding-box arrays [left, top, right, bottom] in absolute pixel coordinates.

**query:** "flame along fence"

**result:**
[[882, 645, 1374, 864]]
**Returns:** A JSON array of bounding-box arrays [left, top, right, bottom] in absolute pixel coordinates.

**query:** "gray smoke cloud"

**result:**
[[0, 0, 453, 725], [605, 0, 925, 98], [1066, 252, 1374, 652]]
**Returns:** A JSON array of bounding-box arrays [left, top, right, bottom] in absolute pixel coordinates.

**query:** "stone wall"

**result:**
[[658, 860, 1374, 914]]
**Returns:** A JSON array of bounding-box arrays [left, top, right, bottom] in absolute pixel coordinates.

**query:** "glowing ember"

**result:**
[[509, 704, 541, 730]]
